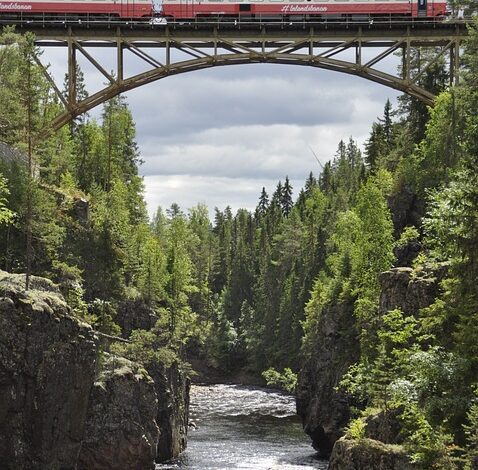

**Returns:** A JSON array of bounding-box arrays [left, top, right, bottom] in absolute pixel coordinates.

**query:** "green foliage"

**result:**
[[88, 299, 121, 337], [262, 367, 297, 394], [464, 390, 478, 470], [0, 173, 14, 225], [412, 92, 463, 194], [112, 328, 178, 369], [400, 404, 458, 469], [340, 309, 417, 411], [206, 293, 238, 371], [345, 417, 366, 440], [395, 225, 420, 249]]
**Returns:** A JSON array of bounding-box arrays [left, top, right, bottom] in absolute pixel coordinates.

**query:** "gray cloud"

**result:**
[[127, 63, 396, 139], [138, 120, 375, 180]]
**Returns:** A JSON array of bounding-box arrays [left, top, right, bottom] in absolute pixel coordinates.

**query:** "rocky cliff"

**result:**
[[379, 266, 442, 316], [0, 271, 190, 469], [297, 267, 441, 461], [296, 300, 360, 457], [0, 272, 97, 469], [116, 300, 190, 462], [153, 363, 190, 461]]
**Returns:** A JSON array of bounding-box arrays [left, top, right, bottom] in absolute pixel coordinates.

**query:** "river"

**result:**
[[157, 383, 328, 470]]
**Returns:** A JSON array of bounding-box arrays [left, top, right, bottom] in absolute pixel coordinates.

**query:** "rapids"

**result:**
[[157, 383, 328, 469]]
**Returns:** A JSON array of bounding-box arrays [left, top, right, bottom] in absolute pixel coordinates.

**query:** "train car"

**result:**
[[161, 0, 448, 19], [0, 0, 447, 20], [0, 0, 152, 18]]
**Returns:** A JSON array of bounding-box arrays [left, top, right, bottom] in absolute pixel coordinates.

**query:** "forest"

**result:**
[[0, 17, 477, 469]]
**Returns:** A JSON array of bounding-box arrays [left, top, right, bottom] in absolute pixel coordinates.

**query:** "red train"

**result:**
[[0, 0, 448, 20]]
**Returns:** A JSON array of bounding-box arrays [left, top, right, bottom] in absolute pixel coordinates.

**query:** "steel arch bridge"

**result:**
[[3, 18, 469, 137]]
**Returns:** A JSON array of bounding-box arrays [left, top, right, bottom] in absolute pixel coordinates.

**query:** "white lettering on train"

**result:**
[[281, 4, 328, 13], [0, 2, 33, 9]]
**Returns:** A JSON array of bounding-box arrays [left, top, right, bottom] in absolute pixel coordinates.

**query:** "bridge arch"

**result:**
[[25, 21, 467, 138]]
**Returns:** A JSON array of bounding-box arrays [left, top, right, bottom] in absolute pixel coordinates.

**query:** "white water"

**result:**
[[157, 384, 328, 470]]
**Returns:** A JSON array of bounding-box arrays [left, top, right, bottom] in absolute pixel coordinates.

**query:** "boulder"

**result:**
[[78, 354, 160, 470], [72, 197, 89, 226]]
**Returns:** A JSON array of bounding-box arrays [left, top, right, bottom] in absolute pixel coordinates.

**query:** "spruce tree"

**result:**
[[281, 176, 293, 217], [256, 187, 269, 217]]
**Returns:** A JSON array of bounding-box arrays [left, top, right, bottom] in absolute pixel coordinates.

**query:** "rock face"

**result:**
[[72, 197, 89, 226], [150, 363, 190, 461], [116, 299, 158, 339], [393, 240, 421, 267], [329, 438, 414, 470], [0, 271, 97, 469], [297, 267, 442, 459], [0, 271, 190, 468], [388, 185, 424, 236], [116, 300, 190, 462], [364, 408, 404, 445], [78, 354, 160, 470], [379, 267, 442, 316], [296, 301, 359, 457]]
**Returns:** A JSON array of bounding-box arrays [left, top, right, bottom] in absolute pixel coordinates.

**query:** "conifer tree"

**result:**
[[256, 187, 269, 217], [365, 122, 385, 171], [281, 176, 293, 217]]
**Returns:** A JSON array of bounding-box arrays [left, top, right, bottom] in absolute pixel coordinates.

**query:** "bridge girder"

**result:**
[[6, 20, 467, 138]]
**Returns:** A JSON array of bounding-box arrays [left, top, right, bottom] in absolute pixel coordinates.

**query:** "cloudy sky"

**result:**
[[42, 45, 400, 218]]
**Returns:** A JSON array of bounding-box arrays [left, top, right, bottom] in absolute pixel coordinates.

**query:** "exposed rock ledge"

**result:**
[[329, 438, 414, 470]]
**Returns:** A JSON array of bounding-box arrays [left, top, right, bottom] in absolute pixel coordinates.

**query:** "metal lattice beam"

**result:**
[[6, 20, 467, 140]]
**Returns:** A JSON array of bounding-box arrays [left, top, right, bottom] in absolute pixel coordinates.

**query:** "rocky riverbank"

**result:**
[[0, 271, 189, 469]]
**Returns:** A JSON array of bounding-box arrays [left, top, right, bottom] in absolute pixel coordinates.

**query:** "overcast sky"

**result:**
[[41, 45, 400, 219]]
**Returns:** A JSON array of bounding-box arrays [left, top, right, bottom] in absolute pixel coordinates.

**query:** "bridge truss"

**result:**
[[6, 19, 469, 136]]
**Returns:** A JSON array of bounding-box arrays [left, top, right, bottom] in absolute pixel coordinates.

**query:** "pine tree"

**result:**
[[319, 161, 333, 193]]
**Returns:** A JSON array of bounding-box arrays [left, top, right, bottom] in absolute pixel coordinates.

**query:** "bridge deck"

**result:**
[[2, 17, 469, 46]]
